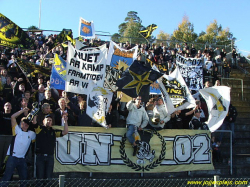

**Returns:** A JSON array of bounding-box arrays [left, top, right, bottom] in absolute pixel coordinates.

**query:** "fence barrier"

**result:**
[[1, 176, 250, 187]]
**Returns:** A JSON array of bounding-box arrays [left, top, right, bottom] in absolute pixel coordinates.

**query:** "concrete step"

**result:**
[[231, 88, 250, 93], [230, 96, 250, 102], [235, 131, 250, 138], [231, 101, 250, 107], [237, 112, 250, 118], [219, 137, 250, 144], [233, 164, 250, 176], [233, 154, 250, 165], [221, 80, 250, 89], [230, 74, 250, 80], [235, 118, 250, 123], [235, 124, 250, 131], [231, 92, 249, 98]]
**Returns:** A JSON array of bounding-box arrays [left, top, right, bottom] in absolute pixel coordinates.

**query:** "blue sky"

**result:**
[[1, 0, 249, 56]]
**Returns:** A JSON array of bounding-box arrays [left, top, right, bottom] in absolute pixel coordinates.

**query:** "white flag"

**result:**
[[86, 81, 113, 128], [199, 86, 231, 132], [158, 67, 196, 113]]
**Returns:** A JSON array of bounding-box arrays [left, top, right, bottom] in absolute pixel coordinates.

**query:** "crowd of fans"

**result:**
[[0, 32, 238, 181]]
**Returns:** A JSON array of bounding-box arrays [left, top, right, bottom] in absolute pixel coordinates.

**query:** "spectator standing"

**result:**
[[36, 103, 55, 126], [220, 49, 227, 61], [54, 98, 75, 126], [190, 44, 197, 57], [40, 89, 57, 112], [189, 109, 208, 130], [232, 48, 238, 68], [126, 96, 149, 156], [214, 47, 221, 57], [148, 97, 170, 130], [223, 58, 231, 78], [219, 103, 237, 144], [0, 102, 13, 167], [2, 76, 13, 102], [1, 108, 35, 183], [34, 114, 68, 179], [68, 100, 92, 126]]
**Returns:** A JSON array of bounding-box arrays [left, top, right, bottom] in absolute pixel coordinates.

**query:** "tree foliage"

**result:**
[[172, 16, 197, 43], [112, 11, 147, 44], [112, 13, 236, 48], [156, 30, 173, 46], [121, 18, 143, 43], [111, 33, 121, 43], [27, 25, 39, 31], [197, 20, 233, 45], [124, 11, 141, 24]]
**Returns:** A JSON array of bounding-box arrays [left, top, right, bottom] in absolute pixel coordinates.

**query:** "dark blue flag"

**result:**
[[116, 60, 163, 98]]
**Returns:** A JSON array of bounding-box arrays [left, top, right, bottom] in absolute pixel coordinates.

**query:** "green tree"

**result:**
[[27, 25, 39, 31], [125, 11, 141, 23], [121, 18, 144, 43], [197, 20, 233, 46], [156, 30, 171, 45], [112, 11, 145, 44], [111, 33, 121, 43], [172, 16, 197, 43]]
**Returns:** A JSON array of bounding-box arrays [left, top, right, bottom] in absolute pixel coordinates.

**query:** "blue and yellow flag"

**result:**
[[79, 17, 95, 38], [116, 60, 163, 98], [0, 13, 34, 48], [50, 54, 66, 90]]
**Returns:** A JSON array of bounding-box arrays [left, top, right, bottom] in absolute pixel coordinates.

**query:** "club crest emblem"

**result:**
[[120, 130, 166, 171]]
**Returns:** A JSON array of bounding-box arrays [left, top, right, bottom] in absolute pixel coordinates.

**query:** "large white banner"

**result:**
[[54, 127, 213, 173], [176, 54, 203, 90], [199, 86, 231, 132], [158, 67, 196, 113], [66, 43, 108, 94], [86, 82, 113, 128]]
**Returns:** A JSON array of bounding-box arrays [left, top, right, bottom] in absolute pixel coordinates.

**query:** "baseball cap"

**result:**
[[45, 114, 53, 119], [21, 118, 31, 125]]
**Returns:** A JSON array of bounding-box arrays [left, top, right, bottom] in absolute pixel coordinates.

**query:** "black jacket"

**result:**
[[54, 107, 76, 126], [225, 104, 237, 122]]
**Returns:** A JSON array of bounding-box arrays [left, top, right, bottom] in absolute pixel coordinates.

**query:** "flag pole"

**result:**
[[15, 60, 34, 90], [41, 41, 67, 66], [139, 32, 149, 44]]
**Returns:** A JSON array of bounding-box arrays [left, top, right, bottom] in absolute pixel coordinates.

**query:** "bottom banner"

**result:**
[[54, 127, 214, 173]]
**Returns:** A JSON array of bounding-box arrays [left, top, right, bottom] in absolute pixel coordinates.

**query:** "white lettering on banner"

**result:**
[[173, 134, 210, 164], [176, 54, 202, 66], [56, 133, 113, 165], [82, 133, 113, 165], [66, 43, 107, 94], [55, 132, 211, 166]]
